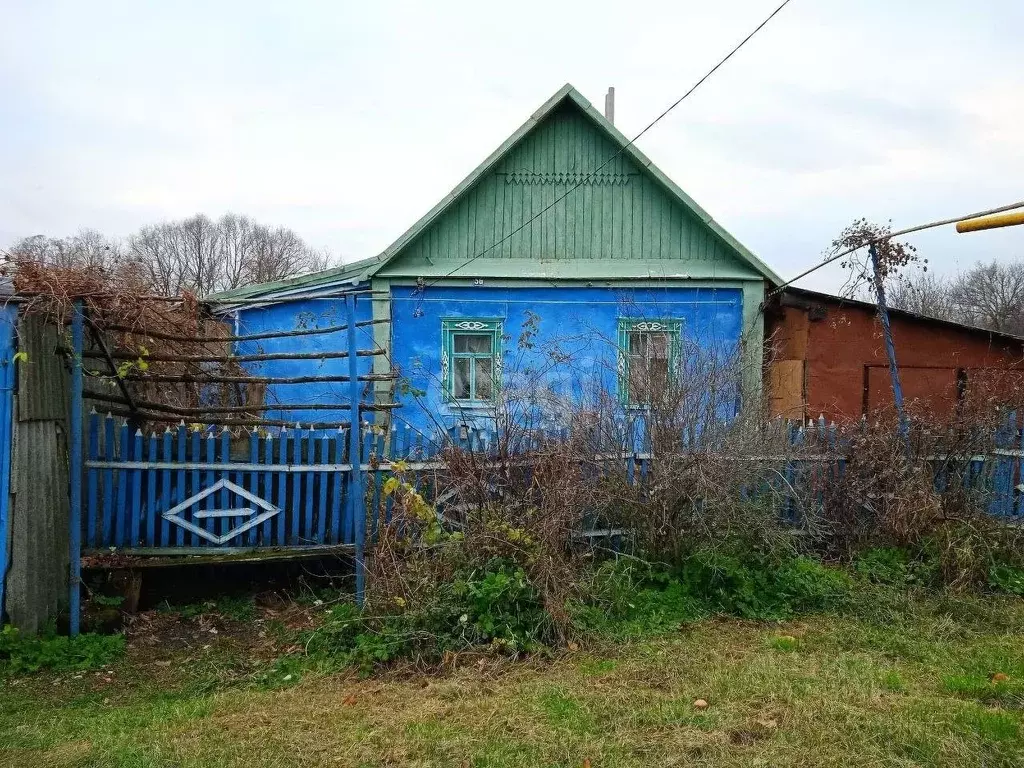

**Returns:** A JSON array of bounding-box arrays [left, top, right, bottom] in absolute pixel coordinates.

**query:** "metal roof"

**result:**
[[780, 286, 1024, 345]]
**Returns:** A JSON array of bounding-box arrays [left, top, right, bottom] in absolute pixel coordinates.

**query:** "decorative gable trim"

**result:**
[[498, 171, 637, 186]]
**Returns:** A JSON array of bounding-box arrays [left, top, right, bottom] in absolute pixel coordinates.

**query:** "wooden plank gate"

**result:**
[[67, 293, 381, 635]]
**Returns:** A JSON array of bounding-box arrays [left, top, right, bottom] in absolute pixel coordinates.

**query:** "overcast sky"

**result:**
[[2, 0, 1022, 292]]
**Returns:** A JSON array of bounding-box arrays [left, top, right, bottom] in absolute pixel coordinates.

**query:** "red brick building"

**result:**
[[765, 287, 1024, 423]]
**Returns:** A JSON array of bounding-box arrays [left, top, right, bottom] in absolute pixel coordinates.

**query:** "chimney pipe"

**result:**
[[604, 86, 615, 124]]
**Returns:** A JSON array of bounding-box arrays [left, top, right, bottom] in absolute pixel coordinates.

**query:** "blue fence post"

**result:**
[[0, 305, 17, 624], [262, 433, 275, 545], [102, 414, 114, 546], [129, 430, 143, 546], [331, 427, 344, 543], [345, 293, 366, 604], [291, 426, 303, 544], [219, 427, 231, 541], [316, 432, 329, 544], [1017, 415, 1024, 519], [146, 433, 157, 547], [303, 428, 315, 542], [249, 431, 261, 547], [69, 301, 84, 636], [86, 410, 99, 548], [991, 411, 1015, 517], [276, 427, 289, 546], [160, 427, 172, 547], [114, 422, 129, 547]]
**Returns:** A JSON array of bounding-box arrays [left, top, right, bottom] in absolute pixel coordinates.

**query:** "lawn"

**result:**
[[3, 590, 1024, 767]]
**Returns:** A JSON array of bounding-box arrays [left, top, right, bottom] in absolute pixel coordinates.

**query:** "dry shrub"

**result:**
[[368, 320, 1024, 647], [368, 430, 596, 645], [814, 396, 1024, 586], [368, 335, 803, 646], [578, 339, 798, 565], [3, 259, 259, 423], [816, 424, 943, 557]]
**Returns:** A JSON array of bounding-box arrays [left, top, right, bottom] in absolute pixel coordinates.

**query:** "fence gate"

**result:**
[[68, 292, 381, 634]]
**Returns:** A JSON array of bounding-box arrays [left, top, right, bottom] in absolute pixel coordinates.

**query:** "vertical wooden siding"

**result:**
[[397, 103, 741, 268]]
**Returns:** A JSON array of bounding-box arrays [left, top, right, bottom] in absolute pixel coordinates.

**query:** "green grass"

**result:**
[[3, 590, 1024, 767]]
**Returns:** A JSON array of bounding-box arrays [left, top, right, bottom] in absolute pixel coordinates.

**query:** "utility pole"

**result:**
[[868, 243, 908, 439]]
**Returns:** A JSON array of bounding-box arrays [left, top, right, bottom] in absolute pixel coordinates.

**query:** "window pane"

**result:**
[[625, 327, 674, 404], [648, 332, 669, 358], [475, 357, 493, 400], [628, 365, 646, 404], [453, 358, 471, 399], [649, 357, 670, 390], [454, 333, 491, 353]]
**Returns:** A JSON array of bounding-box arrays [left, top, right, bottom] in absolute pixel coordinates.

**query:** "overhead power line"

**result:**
[[766, 199, 1024, 299], [424, 0, 796, 287]]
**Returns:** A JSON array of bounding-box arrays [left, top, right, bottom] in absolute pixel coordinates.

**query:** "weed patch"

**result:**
[[0, 625, 124, 675]]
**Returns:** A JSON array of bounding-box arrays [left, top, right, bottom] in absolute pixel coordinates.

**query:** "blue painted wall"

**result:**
[[229, 283, 744, 443], [233, 292, 374, 428], [389, 284, 744, 441]]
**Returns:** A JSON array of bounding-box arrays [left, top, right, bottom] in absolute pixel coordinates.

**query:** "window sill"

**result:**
[[444, 400, 497, 411]]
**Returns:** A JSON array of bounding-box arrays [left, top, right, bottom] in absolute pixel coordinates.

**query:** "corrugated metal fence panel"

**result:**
[[17, 314, 69, 422], [5, 410, 70, 633]]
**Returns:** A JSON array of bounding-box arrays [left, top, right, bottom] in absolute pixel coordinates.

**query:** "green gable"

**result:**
[[381, 93, 773, 282], [207, 83, 778, 303]]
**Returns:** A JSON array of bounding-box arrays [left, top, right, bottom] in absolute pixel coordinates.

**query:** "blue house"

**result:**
[[210, 84, 781, 441]]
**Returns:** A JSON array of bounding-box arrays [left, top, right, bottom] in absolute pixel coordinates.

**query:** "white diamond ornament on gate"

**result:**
[[162, 478, 281, 545]]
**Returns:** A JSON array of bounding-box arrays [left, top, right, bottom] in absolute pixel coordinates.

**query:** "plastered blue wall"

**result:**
[[233, 293, 374, 428], [389, 284, 744, 440]]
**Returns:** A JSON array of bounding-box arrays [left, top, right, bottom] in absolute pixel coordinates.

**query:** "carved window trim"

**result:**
[[441, 318, 503, 405]]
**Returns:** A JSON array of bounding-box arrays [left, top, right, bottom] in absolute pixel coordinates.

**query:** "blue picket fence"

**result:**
[[81, 417, 451, 552], [68, 292, 380, 634], [731, 413, 1024, 521], [81, 410, 1024, 555], [84, 415, 365, 550]]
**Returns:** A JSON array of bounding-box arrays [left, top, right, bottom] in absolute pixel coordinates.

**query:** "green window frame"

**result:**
[[441, 319, 503, 404], [617, 318, 683, 406]]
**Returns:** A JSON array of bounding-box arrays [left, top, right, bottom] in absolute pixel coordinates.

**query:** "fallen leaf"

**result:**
[[342, 694, 357, 706], [582, 759, 592, 768]]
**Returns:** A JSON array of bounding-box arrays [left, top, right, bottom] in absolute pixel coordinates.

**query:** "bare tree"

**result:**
[[7, 213, 335, 297], [831, 221, 1024, 336], [7, 229, 123, 271], [127, 213, 332, 296], [887, 270, 958, 320], [832, 218, 921, 301], [948, 260, 1024, 335]]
